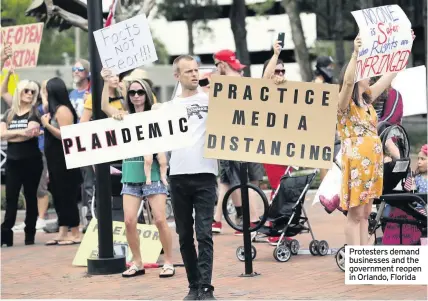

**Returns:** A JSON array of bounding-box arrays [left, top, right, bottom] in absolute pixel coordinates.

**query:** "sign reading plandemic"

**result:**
[[60, 104, 192, 169], [204, 75, 339, 170]]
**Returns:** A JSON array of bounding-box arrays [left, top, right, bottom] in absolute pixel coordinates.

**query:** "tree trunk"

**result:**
[[333, 0, 345, 79], [186, 19, 195, 55], [281, 0, 312, 82], [359, 0, 374, 9], [229, 0, 251, 77]]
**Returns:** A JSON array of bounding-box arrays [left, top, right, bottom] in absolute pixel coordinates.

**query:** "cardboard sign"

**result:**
[[351, 5, 413, 82], [0, 23, 44, 69], [93, 14, 158, 75], [392, 66, 427, 117], [382, 208, 421, 245], [60, 104, 192, 169], [1, 69, 19, 95], [204, 75, 339, 169], [73, 219, 162, 266]]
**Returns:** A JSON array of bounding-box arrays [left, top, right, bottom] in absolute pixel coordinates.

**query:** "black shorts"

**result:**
[[219, 160, 265, 186]]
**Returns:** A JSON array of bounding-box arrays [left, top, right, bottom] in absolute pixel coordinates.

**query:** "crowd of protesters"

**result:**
[[1, 26, 426, 301]]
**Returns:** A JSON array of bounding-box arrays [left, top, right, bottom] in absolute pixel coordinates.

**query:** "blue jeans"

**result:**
[[169, 173, 217, 290], [383, 204, 392, 218]]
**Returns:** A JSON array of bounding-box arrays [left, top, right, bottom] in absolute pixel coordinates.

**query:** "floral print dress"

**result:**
[[337, 100, 384, 211]]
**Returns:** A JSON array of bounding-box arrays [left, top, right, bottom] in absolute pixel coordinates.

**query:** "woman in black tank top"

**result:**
[[41, 77, 83, 246]]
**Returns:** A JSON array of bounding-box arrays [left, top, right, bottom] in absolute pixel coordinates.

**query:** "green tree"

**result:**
[[1, 0, 77, 65]]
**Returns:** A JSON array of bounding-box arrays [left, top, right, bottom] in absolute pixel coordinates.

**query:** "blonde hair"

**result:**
[[7, 80, 39, 125]]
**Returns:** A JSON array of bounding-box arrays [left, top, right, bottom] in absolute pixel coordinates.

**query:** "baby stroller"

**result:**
[[335, 122, 427, 271], [250, 169, 330, 262]]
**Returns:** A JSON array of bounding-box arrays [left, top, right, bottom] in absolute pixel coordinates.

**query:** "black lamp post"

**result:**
[[86, 0, 126, 275]]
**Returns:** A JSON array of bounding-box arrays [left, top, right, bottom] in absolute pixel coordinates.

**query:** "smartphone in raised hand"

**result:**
[[277, 32, 285, 49]]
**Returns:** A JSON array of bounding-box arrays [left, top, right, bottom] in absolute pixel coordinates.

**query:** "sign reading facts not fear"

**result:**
[[60, 104, 192, 169], [204, 75, 339, 170]]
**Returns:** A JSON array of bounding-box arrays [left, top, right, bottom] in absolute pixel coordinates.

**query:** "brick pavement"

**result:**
[[1, 192, 427, 300]]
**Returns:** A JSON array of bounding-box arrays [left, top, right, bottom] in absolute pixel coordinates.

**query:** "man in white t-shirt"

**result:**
[[167, 55, 218, 300]]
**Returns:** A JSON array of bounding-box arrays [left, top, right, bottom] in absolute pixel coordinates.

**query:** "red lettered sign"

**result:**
[[0, 23, 44, 69]]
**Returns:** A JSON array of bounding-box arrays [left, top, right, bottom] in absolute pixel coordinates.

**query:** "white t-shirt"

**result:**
[[167, 92, 218, 176]]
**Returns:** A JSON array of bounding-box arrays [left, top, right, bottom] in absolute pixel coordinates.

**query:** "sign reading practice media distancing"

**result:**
[[0, 23, 44, 69], [93, 14, 158, 75], [351, 5, 413, 82], [60, 104, 191, 169], [204, 75, 339, 170]]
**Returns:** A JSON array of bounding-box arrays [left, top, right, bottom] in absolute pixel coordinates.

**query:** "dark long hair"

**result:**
[[127, 79, 154, 114], [338, 63, 371, 107], [34, 81, 42, 106], [262, 58, 284, 77], [46, 77, 79, 124]]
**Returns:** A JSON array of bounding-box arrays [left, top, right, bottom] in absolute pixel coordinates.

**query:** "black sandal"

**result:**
[[122, 264, 145, 278]]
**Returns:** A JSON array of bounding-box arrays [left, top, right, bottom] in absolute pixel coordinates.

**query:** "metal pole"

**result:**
[[238, 162, 259, 277], [87, 0, 125, 275], [75, 27, 81, 60]]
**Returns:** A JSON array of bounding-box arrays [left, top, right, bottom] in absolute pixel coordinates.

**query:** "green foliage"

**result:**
[[249, 0, 276, 17], [1, 0, 35, 25], [153, 36, 169, 64], [1, 0, 79, 65], [1, 1, 169, 64]]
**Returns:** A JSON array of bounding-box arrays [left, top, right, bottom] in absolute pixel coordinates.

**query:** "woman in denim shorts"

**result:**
[[101, 68, 174, 278]]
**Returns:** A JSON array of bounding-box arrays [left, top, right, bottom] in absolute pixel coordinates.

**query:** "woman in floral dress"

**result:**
[[337, 31, 415, 246]]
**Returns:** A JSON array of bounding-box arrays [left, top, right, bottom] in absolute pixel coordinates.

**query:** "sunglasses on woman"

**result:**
[[274, 69, 285, 75], [24, 89, 35, 95], [128, 89, 146, 97]]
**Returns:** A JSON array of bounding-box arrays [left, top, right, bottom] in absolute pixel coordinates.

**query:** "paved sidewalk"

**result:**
[[1, 193, 427, 300]]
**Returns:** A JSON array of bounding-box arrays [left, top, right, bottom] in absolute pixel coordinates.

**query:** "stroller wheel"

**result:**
[[236, 245, 257, 262], [273, 246, 291, 262], [317, 240, 329, 256], [335, 246, 346, 272], [309, 240, 319, 256], [289, 239, 300, 255]]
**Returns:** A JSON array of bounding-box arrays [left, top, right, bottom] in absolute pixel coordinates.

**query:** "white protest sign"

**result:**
[[392, 65, 427, 117], [60, 104, 191, 169], [351, 5, 413, 82], [93, 14, 158, 75]]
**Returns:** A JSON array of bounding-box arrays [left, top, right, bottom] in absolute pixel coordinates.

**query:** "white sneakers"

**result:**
[[12, 218, 47, 231], [12, 222, 26, 231], [36, 218, 47, 230]]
